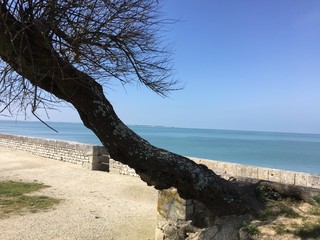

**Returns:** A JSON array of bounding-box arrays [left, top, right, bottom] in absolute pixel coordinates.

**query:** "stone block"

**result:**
[[224, 163, 238, 177], [268, 169, 281, 182], [215, 161, 228, 175], [91, 156, 109, 171], [237, 165, 258, 179], [204, 160, 220, 173], [294, 173, 310, 187], [157, 188, 193, 222], [92, 145, 108, 156], [307, 175, 320, 188], [248, 166, 259, 179], [280, 171, 295, 185], [257, 168, 269, 181], [155, 225, 166, 240]]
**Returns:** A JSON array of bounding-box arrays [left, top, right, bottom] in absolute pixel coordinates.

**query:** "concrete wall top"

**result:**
[[0, 133, 94, 146], [189, 157, 320, 189], [0, 133, 109, 171]]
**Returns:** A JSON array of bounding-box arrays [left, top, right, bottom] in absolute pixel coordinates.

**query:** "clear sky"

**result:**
[[2, 1, 320, 134]]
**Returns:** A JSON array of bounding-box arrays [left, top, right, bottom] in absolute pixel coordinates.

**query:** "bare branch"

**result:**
[[0, 0, 178, 116]]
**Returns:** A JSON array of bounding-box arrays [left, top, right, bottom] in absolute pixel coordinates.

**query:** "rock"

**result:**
[[239, 227, 252, 240], [186, 230, 203, 240], [156, 220, 201, 240], [199, 214, 253, 240]]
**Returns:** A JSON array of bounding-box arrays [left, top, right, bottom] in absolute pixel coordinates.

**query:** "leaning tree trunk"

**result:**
[[0, 4, 294, 217]]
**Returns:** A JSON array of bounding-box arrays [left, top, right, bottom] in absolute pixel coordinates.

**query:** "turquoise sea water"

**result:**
[[0, 120, 319, 174]]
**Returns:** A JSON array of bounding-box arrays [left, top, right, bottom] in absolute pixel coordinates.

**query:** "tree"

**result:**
[[0, 0, 318, 219]]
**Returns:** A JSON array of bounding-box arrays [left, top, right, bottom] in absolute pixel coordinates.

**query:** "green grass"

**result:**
[[314, 196, 320, 205], [278, 202, 300, 218], [260, 201, 299, 221], [272, 221, 320, 238], [294, 221, 320, 239], [0, 181, 49, 197], [243, 222, 260, 236], [309, 205, 320, 216], [274, 223, 287, 235], [248, 193, 320, 239], [0, 181, 60, 218]]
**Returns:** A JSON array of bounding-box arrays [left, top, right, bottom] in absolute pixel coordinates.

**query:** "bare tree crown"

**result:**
[[0, 0, 177, 117]]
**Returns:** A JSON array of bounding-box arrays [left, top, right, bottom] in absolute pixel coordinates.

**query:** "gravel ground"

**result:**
[[0, 146, 158, 240]]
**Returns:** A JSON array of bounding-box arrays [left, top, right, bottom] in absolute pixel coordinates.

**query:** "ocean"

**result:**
[[0, 120, 319, 174]]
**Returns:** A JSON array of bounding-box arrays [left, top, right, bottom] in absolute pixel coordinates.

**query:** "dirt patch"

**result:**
[[0, 146, 157, 240]]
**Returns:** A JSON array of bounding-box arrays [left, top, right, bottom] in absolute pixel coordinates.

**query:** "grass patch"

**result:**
[[294, 221, 320, 239], [243, 222, 260, 236], [0, 181, 60, 218], [260, 200, 299, 221], [0, 181, 49, 197], [249, 193, 320, 239], [274, 223, 288, 235], [309, 205, 320, 216], [278, 202, 299, 218], [314, 196, 320, 205]]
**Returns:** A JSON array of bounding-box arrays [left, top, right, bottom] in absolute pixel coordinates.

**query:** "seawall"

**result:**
[[110, 155, 320, 189], [1, 132, 319, 188], [0, 133, 109, 170]]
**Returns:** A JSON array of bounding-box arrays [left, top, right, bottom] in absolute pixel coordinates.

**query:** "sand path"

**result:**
[[0, 146, 158, 240]]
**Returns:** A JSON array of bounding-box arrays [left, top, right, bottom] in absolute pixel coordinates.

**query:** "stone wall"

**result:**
[[155, 157, 320, 240], [0, 133, 109, 171], [190, 157, 320, 189], [109, 158, 139, 176], [108, 156, 320, 188]]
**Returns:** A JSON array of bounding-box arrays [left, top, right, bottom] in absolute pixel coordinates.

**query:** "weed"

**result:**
[[314, 196, 320, 205], [243, 222, 260, 236], [260, 208, 275, 221]]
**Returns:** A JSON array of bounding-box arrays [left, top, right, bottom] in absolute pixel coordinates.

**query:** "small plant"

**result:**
[[0, 181, 60, 218], [260, 208, 275, 221], [243, 222, 260, 236], [314, 196, 320, 205]]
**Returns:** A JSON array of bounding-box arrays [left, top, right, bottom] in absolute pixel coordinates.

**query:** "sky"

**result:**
[[1, 0, 320, 134]]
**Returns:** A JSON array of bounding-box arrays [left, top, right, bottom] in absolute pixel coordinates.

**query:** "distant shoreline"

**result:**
[[1, 119, 320, 135]]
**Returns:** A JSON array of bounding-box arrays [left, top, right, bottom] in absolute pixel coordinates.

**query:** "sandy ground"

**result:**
[[0, 146, 158, 240]]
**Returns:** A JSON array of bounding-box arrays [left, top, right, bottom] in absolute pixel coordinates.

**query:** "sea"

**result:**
[[0, 120, 319, 174]]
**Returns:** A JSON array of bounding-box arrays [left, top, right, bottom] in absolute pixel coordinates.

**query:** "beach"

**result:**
[[0, 146, 158, 240]]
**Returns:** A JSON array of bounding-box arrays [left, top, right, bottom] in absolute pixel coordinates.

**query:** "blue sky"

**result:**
[[2, 1, 320, 133]]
